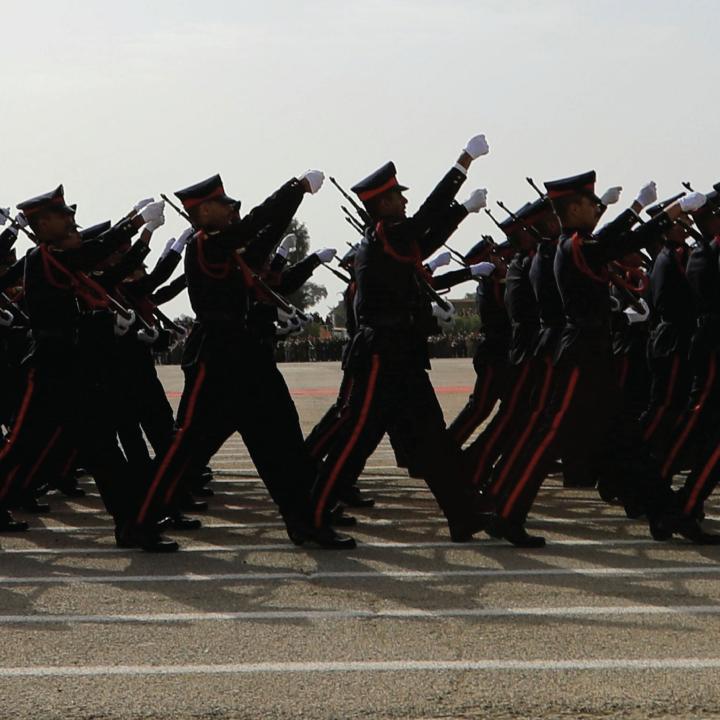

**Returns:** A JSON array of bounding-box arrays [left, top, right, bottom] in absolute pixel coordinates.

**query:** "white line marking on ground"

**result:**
[[3, 604, 720, 626], [28, 514, 683, 533], [211, 465, 405, 473], [1, 565, 719, 585], [0, 538, 671, 555], [3, 658, 720, 678]]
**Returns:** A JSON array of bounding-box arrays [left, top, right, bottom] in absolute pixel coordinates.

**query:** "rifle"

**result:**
[[496, 200, 545, 244], [0, 208, 39, 245]]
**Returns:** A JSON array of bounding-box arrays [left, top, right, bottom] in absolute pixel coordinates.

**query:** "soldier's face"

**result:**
[[379, 190, 407, 220], [563, 196, 601, 232], [666, 218, 689, 245], [196, 200, 236, 231], [37, 211, 79, 246]]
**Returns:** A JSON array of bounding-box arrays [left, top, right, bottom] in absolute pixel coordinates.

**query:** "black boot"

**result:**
[[283, 515, 356, 549], [337, 486, 375, 508], [158, 514, 202, 531], [0, 509, 28, 532], [495, 518, 546, 548], [115, 525, 179, 553], [448, 494, 496, 543], [20, 497, 51, 514], [676, 517, 720, 545], [330, 505, 357, 527]]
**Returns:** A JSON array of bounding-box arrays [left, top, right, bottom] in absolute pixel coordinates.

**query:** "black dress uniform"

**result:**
[[310, 161, 491, 541], [464, 207, 540, 490], [112, 246, 184, 480], [0, 187, 139, 530], [447, 239, 511, 446], [487, 222, 565, 498], [488, 172, 677, 546], [129, 174, 340, 549], [638, 196, 694, 454], [305, 248, 359, 463]]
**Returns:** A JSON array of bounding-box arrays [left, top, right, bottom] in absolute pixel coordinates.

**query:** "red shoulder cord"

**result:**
[[196, 232, 232, 280], [610, 262, 649, 295], [570, 233, 609, 285], [40, 245, 110, 311], [375, 221, 423, 269]]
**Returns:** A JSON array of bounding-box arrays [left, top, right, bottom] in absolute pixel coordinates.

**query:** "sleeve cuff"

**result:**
[[452, 163, 468, 176]]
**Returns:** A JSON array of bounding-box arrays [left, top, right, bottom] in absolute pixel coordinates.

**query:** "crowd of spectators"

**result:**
[[157, 326, 482, 365]]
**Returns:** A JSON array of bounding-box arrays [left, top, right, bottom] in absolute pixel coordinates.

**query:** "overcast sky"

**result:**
[[2, 0, 718, 317]]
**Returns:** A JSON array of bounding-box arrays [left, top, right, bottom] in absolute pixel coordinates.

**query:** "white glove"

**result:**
[[14, 212, 28, 229], [464, 134, 490, 159], [170, 227, 194, 254], [0, 309, 13, 328], [432, 301, 456, 330], [137, 326, 160, 344], [679, 192, 707, 213], [301, 170, 325, 194], [462, 188, 488, 213], [635, 182, 657, 209], [133, 198, 155, 213], [113, 310, 135, 337], [0, 208, 9, 227], [470, 261, 495, 277], [144, 213, 165, 233], [277, 233, 297, 258], [140, 200, 165, 224], [315, 247, 337, 263], [276, 307, 298, 325], [600, 186, 622, 206], [427, 251, 452, 272], [624, 298, 650, 324], [160, 237, 176, 259]]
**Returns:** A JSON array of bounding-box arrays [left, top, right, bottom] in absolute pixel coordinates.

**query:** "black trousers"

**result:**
[[660, 345, 720, 483], [491, 341, 672, 525], [134, 349, 315, 527], [0, 346, 132, 523], [310, 353, 478, 529], [463, 360, 535, 489], [116, 347, 176, 474], [447, 353, 510, 446], [638, 351, 691, 453], [305, 370, 354, 461]]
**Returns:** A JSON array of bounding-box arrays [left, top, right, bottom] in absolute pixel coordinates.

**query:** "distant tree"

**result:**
[[283, 218, 328, 311]]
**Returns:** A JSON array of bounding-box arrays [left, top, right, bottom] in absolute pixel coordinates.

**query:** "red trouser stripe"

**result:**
[[643, 354, 680, 442], [0, 370, 37, 501], [137, 363, 207, 525], [471, 362, 530, 486], [454, 368, 494, 444], [22, 425, 63, 489], [685, 442, 720, 516], [307, 378, 355, 460], [501, 366, 580, 520], [662, 355, 717, 481], [314, 355, 380, 528], [61, 449, 79, 478], [490, 356, 554, 497]]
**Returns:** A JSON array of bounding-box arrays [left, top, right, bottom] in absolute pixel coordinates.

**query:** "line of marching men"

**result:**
[[1, 132, 720, 554]]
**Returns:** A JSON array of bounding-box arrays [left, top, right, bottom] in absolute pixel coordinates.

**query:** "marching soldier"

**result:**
[[447, 239, 512, 446], [484, 172, 703, 546], [0, 186, 159, 534], [309, 134, 496, 542], [125, 171, 354, 551]]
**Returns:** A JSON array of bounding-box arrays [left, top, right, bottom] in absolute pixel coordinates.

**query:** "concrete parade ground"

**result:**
[[3, 359, 720, 719]]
